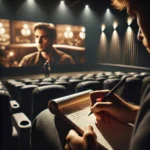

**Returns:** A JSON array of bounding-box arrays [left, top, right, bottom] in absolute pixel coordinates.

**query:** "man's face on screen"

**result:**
[[34, 29, 54, 53]]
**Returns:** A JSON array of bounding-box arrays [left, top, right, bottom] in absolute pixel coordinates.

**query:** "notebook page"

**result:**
[[60, 98, 133, 150]]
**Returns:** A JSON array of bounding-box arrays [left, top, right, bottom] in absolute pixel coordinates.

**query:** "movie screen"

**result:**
[[0, 19, 85, 67]]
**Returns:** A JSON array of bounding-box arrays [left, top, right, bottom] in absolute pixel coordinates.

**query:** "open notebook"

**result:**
[[48, 90, 133, 150]]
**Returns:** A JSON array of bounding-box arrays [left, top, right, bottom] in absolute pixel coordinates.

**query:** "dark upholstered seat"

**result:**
[[76, 80, 102, 92], [103, 78, 121, 90], [20, 85, 38, 119], [32, 85, 67, 120], [0, 90, 13, 150], [120, 77, 142, 105]]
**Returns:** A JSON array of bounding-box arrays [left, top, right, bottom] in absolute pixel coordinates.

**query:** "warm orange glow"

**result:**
[[127, 16, 134, 26], [0, 22, 5, 35], [21, 24, 31, 36], [113, 21, 118, 29], [101, 24, 106, 32], [9, 51, 14, 57]]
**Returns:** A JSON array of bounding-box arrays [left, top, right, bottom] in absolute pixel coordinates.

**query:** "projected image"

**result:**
[[0, 19, 85, 67]]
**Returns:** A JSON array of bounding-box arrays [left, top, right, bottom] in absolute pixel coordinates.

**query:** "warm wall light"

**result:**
[[85, 5, 89, 8], [113, 21, 118, 30], [0, 23, 5, 35], [101, 24, 106, 32], [106, 8, 110, 12], [127, 16, 134, 26], [60, 0, 64, 4]]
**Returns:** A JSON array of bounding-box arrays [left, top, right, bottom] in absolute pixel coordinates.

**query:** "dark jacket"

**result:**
[[19, 48, 75, 67], [129, 76, 150, 150]]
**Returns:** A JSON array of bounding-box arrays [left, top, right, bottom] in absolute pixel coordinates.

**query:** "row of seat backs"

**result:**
[[3, 72, 150, 121]]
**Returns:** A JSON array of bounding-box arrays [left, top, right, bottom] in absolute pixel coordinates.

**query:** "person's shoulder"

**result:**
[[23, 52, 38, 60], [54, 48, 75, 64], [54, 48, 71, 58]]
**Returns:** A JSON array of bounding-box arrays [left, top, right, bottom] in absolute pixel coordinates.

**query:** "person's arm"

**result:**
[[90, 90, 140, 124], [65, 125, 98, 150]]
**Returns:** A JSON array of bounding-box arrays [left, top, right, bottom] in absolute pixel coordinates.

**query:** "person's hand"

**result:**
[[90, 90, 140, 124], [65, 125, 98, 150]]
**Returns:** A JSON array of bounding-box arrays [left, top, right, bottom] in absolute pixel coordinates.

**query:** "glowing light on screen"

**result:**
[[81, 27, 85, 32], [79, 27, 86, 39], [64, 26, 74, 38], [9, 51, 14, 57], [21, 24, 31, 36], [0, 23, 5, 35]]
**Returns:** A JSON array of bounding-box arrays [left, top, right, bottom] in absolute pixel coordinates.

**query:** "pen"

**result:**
[[88, 76, 129, 116]]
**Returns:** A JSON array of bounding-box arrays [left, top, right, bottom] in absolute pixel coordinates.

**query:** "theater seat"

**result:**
[[0, 90, 13, 150], [103, 78, 121, 90], [31, 109, 66, 150], [32, 85, 67, 120], [69, 79, 82, 94], [76, 81, 102, 92], [120, 77, 142, 105], [0, 90, 31, 150], [20, 85, 38, 119]]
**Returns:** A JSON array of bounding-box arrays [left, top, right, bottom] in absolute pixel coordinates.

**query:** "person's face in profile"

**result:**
[[127, 2, 150, 53], [34, 29, 54, 53]]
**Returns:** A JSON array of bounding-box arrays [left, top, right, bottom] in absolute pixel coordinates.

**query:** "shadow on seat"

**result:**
[[32, 85, 67, 121], [0, 90, 13, 150], [20, 85, 38, 120], [120, 77, 142, 105]]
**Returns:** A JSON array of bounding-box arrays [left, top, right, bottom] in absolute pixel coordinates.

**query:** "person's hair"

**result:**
[[111, 0, 130, 10], [33, 22, 56, 39], [111, 0, 148, 11]]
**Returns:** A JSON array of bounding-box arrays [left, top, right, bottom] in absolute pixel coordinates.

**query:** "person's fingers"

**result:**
[[64, 143, 71, 150], [84, 125, 94, 135], [90, 90, 123, 106], [91, 101, 113, 113], [83, 125, 97, 149], [66, 129, 81, 143], [83, 125, 97, 141], [95, 111, 110, 123], [90, 90, 110, 105]]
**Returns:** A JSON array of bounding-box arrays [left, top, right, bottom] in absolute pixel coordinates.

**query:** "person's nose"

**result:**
[[36, 37, 42, 44], [137, 28, 143, 41]]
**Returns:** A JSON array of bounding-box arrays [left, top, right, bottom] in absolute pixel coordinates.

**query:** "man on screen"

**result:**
[[19, 23, 75, 67]]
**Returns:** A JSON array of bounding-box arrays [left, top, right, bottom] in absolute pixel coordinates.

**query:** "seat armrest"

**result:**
[[10, 100, 20, 114], [12, 112, 31, 150]]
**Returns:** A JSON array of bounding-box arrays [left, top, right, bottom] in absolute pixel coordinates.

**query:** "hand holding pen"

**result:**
[[88, 76, 127, 116], [88, 76, 138, 124]]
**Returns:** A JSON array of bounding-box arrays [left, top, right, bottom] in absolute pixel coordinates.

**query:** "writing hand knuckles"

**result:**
[[84, 131, 96, 141], [66, 130, 74, 142]]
